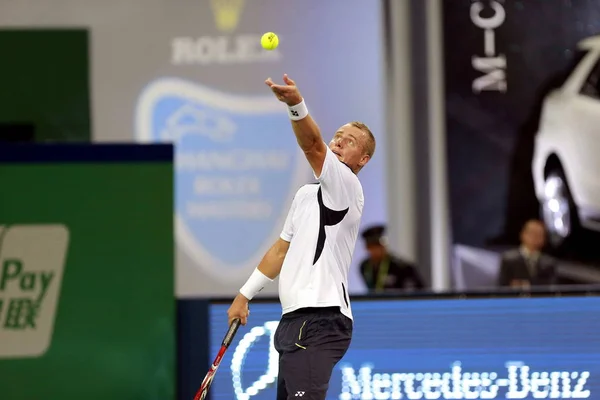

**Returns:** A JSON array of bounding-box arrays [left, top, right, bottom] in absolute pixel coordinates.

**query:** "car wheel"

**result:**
[[541, 168, 578, 247]]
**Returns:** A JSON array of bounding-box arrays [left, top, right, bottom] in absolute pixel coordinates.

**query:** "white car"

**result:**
[[532, 35, 600, 246]]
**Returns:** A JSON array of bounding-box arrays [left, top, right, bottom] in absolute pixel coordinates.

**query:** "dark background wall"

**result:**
[[0, 29, 90, 143]]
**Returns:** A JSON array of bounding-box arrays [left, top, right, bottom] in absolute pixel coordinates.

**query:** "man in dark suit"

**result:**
[[359, 225, 424, 292], [498, 219, 557, 288]]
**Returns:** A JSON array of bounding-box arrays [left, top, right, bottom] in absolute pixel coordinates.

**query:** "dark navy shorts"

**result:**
[[274, 306, 353, 400]]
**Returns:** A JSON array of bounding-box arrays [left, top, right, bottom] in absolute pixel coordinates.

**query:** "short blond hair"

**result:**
[[350, 121, 376, 158]]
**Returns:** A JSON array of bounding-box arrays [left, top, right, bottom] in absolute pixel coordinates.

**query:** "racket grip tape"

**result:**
[[223, 318, 241, 348]]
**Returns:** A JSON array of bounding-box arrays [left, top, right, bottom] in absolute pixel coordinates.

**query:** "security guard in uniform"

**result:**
[[359, 225, 424, 292]]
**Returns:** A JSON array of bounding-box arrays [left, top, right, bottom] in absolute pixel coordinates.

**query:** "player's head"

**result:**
[[362, 224, 387, 262], [520, 219, 546, 251], [328, 121, 375, 174]]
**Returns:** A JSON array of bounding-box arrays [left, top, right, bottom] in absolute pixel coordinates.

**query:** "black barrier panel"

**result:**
[[177, 299, 210, 400]]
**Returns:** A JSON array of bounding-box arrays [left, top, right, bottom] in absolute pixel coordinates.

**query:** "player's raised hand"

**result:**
[[227, 293, 250, 326], [265, 74, 303, 106]]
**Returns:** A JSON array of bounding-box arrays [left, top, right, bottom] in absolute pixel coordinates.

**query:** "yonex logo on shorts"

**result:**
[[294, 391, 305, 397], [0, 224, 69, 359]]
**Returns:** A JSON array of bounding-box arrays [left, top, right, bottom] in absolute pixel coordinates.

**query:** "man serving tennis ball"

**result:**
[[227, 71, 375, 399]]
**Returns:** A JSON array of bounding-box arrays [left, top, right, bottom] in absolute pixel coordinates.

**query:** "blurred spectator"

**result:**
[[498, 219, 557, 288], [359, 225, 424, 292]]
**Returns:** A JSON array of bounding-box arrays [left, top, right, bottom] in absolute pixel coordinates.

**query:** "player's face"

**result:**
[[328, 124, 370, 172]]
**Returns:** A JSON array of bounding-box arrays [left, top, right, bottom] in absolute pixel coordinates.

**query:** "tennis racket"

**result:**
[[193, 318, 242, 400]]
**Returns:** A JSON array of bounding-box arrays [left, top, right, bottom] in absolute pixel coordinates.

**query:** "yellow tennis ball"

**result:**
[[261, 32, 279, 51]]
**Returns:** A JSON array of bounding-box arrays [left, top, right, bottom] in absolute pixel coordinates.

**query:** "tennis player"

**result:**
[[227, 74, 375, 400]]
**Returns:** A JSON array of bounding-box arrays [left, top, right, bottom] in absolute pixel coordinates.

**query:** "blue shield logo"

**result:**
[[135, 78, 309, 281]]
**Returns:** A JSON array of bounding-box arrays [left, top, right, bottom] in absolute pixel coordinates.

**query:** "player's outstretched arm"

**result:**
[[265, 74, 327, 176], [227, 238, 290, 325]]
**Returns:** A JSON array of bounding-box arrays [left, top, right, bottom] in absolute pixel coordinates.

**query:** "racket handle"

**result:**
[[223, 318, 241, 348]]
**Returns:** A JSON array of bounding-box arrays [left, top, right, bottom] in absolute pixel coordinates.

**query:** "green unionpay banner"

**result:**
[[0, 144, 175, 400]]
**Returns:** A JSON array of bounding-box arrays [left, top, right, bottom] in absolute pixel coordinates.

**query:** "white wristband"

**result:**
[[288, 99, 309, 121], [239, 268, 273, 300]]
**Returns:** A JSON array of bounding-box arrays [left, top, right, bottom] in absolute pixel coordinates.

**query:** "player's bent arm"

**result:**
[[238, 238, 290, 301], [288, 103, 327, 177], [257, 238, 290, 279]]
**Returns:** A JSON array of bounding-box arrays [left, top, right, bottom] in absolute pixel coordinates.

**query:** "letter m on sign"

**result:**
[[472, 56, 507, 93]]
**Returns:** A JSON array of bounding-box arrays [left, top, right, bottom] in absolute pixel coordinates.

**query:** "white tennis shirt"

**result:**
[[278, 144, 364, 321]]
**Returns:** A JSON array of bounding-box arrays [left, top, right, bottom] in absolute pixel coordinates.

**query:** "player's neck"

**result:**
[[339, 160, 358, 174]]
